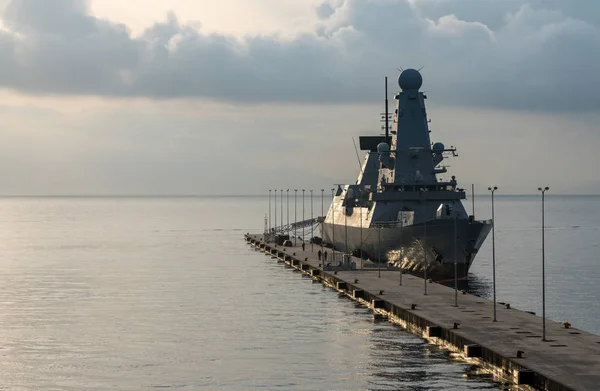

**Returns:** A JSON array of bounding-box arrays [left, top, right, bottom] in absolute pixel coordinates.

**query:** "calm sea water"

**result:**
[[0, 195, 597, 390]]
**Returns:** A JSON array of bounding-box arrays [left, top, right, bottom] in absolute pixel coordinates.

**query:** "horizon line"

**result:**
[[1, 193, 599, 198]]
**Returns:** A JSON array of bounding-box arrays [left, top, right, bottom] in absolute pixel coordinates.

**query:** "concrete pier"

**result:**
[[245, 234, 600, 391]]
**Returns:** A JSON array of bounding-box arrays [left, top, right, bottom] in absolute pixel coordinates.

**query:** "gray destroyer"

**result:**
[[322, 69, 491, 280]]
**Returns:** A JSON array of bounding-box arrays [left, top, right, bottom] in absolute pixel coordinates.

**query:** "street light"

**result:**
[[399, 209, 404, 286], [280, 189, 283, 237], [538, 186, 549, 341], [302, 189, 305, 245], [453, 200, 458, 307], [331, 188, 336, 262], [360, 201, 364, 269], [294, 189, 298, 246], [268, 189, 272, 238], [488, 186, 498, 321], [344, 191, 348, 255], [310, 189, 314, 252], [421, 189, 428, 296], [378, 225, 382, 278], [287, 189, 290, 238], [274, 189, 278, 234], [321, 189, 325, 263]]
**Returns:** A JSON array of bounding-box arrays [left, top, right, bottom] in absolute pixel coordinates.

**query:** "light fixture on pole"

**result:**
[[360, 202, 363, 269], [488, 186, 498, 321], [399, 209, 404, 286], [378, 225, 382, 278], [302, 189, 305, 244], [274, 189, 278, 234], [310, 189, 314, 252], [453, 200, 458, 307], [294, 189, 298, 246], [321, 189, 325, 262], [280, 189, 283, 237], [286, 189, 290, 238], [268, 189, 272, 238], [472, 183, 475, 217], [344, 190, 348, 255], [538, 186, 549, 341], [331, 188, 335, 262], [421, 189, 428, 296]]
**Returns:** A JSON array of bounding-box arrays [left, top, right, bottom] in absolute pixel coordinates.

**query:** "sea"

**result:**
[[0, 195, 598, 390]]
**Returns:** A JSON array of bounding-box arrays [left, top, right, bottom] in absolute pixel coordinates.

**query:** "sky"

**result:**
[[0, 0, 599, 195]]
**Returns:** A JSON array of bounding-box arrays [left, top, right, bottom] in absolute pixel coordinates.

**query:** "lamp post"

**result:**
[[378, 225, 382, 278], [488, 186, 498, 321], [400, 209, 403, 286], [360, 202, 363, 269], [269, 189, 272, 238], [274, 189, 277, 234], [453, 200, 458, 307], [287, 189, 290, 238], [421, 190, 428, 296], [331, 188, 335, 262], [344, 188, 348, 255], [331, 188, 335, 261], [310, 189, 314, 252], [302, 189, 305, 244], [294, 189, 298, 246], [280, 189, 283, 236], [321, 189, 324, 262], [538, 186, 549, 341], [472, 183, 475, 217]]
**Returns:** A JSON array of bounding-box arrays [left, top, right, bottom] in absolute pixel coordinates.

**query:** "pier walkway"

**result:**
[[245, 234, 600, 391]]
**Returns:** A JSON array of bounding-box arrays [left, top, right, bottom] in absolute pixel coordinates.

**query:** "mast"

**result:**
[[385, 77, 389, 144]]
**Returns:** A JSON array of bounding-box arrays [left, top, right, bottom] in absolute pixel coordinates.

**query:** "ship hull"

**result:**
[[322, 218, 491, 280]]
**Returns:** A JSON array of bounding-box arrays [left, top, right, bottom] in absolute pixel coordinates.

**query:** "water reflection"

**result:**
[[0, 197, 511, 390], [467, 272, 491, 298]]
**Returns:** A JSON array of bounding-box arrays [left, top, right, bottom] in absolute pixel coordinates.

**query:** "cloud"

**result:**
[[0, 0, 599, 111]]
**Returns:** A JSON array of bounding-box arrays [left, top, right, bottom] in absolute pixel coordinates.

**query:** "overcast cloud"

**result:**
[[0, 0, 599, 196], [0, 0, 599, 111]]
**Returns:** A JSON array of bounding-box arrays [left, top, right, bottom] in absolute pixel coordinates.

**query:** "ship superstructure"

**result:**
[[322, 69, 491, 280]]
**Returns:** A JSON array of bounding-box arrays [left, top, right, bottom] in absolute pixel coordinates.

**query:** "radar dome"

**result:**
[[433, 142, 445, 151], [398, 69, 423, 91], [377, 142, 390, 153]]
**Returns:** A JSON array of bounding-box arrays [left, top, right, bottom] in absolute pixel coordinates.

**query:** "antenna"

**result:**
[[352, 137, 363, 172], [385, 76, 389, 144]]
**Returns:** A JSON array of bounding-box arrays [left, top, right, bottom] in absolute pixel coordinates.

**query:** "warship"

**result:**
[[321, 68, 491, 280]]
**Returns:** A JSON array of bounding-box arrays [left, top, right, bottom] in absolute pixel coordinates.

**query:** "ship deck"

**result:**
[[246, 233, 600, 391]]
